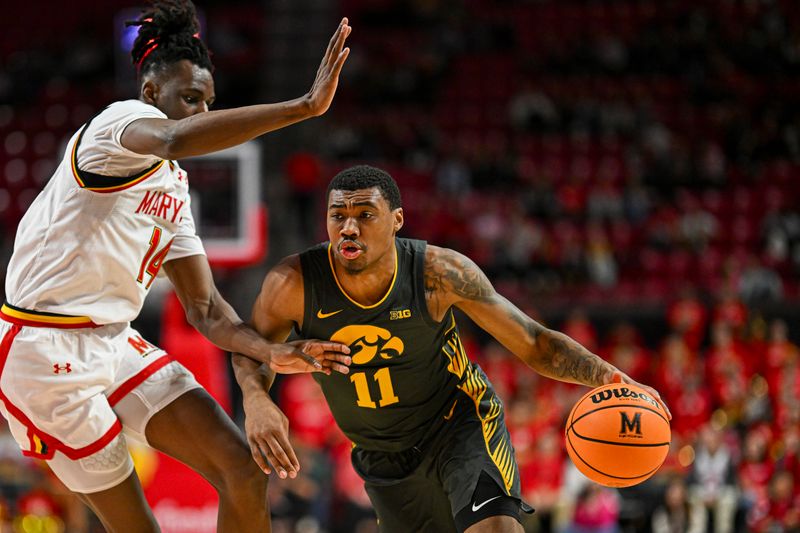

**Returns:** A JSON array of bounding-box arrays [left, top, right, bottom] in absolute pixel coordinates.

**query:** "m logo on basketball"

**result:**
[[330, 325, 404, 365], [620, 412, 642, 435]]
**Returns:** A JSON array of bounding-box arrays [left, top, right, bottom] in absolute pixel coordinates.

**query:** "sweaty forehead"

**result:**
[[328, 187, 387, 208]]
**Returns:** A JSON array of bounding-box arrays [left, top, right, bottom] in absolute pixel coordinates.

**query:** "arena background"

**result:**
[[1, 1, 800, 532]]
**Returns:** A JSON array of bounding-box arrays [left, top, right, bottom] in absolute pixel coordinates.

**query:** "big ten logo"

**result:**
[[331, 325, 404, 365], [389, 309, 412, 320]]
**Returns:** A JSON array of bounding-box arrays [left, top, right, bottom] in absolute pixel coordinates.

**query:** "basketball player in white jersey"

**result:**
[[0, 1, 352, 531]]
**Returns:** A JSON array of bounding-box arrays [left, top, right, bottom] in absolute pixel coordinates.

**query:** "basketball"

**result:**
[[565, 383, 671, 488]]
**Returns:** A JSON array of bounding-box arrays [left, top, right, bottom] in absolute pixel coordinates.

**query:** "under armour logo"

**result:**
[[53, 363, 72, 374]]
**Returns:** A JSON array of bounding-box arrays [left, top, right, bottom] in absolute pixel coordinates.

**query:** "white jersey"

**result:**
[[4, 100, 205, 325]]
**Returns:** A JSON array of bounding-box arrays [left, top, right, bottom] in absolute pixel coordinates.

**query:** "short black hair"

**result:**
[[127, 0, 213, 78], [327, 165, 402, 210]]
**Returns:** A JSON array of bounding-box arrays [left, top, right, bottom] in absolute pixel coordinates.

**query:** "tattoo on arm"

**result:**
[[507, 305, 611, 386], [425, 251, 495, 303]]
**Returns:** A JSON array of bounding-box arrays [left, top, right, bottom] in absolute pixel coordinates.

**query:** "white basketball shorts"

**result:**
[[0, 304, 202, 493]]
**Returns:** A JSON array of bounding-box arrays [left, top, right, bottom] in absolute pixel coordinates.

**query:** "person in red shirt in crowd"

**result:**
[[706, 322, 752, 418], [738, 426, 776, 526], [669, 372, 713, 440], [712, 289, 748, 335], [600, 321, 650, 383], [764, 319, 799, 395], [667, 286, 708, 351], [653, 334, 700, 405], [515, 427, 564, 533], [749, 470, 800, 533], [773, 350, 800, 430]]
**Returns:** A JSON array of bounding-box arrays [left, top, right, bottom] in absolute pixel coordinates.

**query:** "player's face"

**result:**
[[145, 59, 215, 120], [327, 187, 403, 273]]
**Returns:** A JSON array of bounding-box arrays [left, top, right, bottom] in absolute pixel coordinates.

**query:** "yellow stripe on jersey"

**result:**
[[327, 242, 398, 309], [442, 314, 470, 380], [1, 303, 94, 326], [458, 365, 516, 493]]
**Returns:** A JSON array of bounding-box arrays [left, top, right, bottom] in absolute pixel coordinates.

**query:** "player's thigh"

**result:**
[[363, 476, 456, 533], [437, 392, 530, 532], [143, 387, 257, 487]]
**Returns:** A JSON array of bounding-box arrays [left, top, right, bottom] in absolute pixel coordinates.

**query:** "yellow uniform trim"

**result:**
[[327, 242, 398, 309], [1, 304, 94, 326], [458, 365, 516, 494]]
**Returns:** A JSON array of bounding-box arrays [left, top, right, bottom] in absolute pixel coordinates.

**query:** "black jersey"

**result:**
[[299, 238, 475, 452]]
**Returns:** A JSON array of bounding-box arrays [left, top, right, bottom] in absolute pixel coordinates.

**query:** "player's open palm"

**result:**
[[306, 18, 351, 116], [244, 395, 298, 479], [268, 339, 351, 375]]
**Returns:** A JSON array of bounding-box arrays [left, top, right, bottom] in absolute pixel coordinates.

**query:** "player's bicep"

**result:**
[[250, 257, 304, 342], [429, 247, 542, 357], [120, 117, 178, 158]]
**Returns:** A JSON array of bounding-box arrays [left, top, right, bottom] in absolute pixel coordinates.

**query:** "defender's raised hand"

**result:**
[[306, 18, 352, 116], [268, 339, 352, 375]]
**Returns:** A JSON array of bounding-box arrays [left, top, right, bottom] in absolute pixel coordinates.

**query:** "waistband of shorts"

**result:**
[[0, 303, 99, 329]]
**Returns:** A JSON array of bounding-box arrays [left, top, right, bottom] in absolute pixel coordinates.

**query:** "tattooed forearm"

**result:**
[[531, 329, 615, 386], [425, 250, 495, 302]]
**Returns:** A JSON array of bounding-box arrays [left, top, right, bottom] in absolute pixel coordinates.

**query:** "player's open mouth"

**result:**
[[339, 242, 363, 260]]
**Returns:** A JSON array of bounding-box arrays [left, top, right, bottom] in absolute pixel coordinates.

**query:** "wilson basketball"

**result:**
[[565, 383, 671, 487]]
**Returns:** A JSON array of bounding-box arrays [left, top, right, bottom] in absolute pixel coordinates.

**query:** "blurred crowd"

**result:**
[[2, 0, 800, 531]]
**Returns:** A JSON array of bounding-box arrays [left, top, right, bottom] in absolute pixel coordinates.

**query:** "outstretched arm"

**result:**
[[424, 246, 671, 416], [121, 19, 351, 159], [164, 254, 349, 372]]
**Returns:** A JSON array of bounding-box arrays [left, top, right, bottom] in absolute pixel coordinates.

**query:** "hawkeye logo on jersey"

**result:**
[[331, 325, 404, 364], [135, 191, 185, 224], [389, 309, 412, 320]]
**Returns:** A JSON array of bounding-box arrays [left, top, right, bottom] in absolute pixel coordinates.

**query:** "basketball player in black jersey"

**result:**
[[233, 165, 670, 532]]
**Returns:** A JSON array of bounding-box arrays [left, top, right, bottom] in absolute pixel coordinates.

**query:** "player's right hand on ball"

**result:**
[[268, 339, 351, 375]]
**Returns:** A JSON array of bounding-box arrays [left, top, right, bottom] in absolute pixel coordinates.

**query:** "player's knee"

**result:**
[[211, 450, 267, 497]]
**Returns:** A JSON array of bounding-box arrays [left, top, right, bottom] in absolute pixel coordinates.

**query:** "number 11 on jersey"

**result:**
[[350, 367, 399, 408]]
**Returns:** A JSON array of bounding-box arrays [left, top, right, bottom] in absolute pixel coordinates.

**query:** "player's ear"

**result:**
[[393, 208, 404, 233], [140, 78, 159, 107]]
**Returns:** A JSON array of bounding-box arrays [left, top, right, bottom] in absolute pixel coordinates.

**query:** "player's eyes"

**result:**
[[183, 96, 198, 104], [360, 212, 373, 219]]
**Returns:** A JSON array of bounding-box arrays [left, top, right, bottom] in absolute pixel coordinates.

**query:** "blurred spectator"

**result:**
[[748, 470, 800, 533], [565, 484, 620, 533], [737, 255, 784, 306], [651, 476, 707, 533], [666, 286, 708, 351], [738, 426, 776, 527], [561, 309, 598, 353], [687, 425, 739, 533]]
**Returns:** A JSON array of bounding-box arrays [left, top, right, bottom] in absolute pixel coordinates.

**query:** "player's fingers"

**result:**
[[611, 371, 624, 384], [321, 360, 350, 375], [266, 437, 296, 479], [261, 446, 288, 479], [305, 341, 351, 355], [325, 19, 349, 64], [249, 440, 270, 475], [648, 388, 672, 420], [331, 47, 351, 78], [273, 432, 301, 474]]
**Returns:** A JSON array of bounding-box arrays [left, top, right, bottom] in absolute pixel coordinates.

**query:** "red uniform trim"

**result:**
[[107, 354, 174, 406], [0, 326, 171, 460]]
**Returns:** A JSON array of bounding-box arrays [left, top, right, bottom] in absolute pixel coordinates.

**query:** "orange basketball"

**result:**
[[565, 382, 671, 488]]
